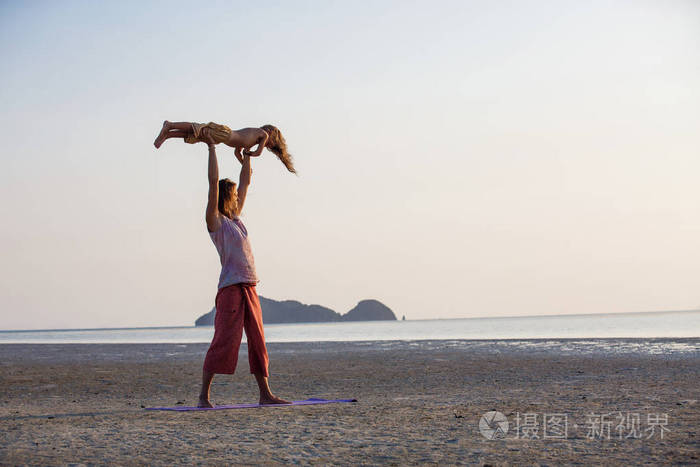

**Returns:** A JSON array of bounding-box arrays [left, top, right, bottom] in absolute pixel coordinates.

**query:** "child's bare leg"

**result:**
[[154, 121, 171, 148], [154, 121, 197, 148], [164, 130, 190, 139], [154, 130, 191, 147], [167, 121, 196, 131]]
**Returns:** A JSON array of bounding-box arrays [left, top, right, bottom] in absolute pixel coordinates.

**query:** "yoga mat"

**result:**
[[145, 397, 358, 412]]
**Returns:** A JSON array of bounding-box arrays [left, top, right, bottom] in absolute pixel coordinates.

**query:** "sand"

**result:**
[[0, 340, 698, 465]]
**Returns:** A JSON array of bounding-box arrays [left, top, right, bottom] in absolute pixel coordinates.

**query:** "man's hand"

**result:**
[[201, 129, 216, 147]]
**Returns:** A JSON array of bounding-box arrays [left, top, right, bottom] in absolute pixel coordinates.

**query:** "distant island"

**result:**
[[195, 296, 396, 326]]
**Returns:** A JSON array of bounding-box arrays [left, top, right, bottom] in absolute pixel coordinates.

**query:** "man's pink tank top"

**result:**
[[209, 215, 259, 289]]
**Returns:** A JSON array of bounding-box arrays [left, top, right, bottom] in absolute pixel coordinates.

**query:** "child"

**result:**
[[154, 121, 295, 174]]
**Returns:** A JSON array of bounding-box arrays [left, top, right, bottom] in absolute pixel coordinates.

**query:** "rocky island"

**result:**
[[195, 297, 396, 325]]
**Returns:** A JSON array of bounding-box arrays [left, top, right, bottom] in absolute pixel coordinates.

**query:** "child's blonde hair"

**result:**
[[261, 124, 296, 174]]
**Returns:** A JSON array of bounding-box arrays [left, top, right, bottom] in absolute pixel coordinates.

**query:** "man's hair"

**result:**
[[218, 178, 237, 217]]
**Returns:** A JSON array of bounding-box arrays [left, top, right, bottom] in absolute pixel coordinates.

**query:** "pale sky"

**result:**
[[1, 0, 699, 330]]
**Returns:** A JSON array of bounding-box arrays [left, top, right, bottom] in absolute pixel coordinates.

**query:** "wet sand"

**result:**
[[1, 340, 698, 465]]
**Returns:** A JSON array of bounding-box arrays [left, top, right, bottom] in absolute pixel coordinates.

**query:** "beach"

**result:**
[[1, 340, 698, 465]]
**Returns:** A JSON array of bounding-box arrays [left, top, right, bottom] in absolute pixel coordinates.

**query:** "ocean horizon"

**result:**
[[1, 309, 698, 344]]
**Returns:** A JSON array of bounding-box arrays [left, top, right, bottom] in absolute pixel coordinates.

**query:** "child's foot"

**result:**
[[259, 394, 291, 405], [197, 397, 213, 408], [153, 120, 171, 148]]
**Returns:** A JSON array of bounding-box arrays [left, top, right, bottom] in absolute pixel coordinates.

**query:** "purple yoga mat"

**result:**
[[145, 397, 358, 412]]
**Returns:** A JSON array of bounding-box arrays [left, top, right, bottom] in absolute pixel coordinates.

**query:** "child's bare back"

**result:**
[[224, 127, 267, 151], [154, 121, 296, 173]]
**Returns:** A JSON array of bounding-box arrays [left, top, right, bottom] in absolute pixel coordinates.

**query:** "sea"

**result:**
[[0, 309, 698, 345]]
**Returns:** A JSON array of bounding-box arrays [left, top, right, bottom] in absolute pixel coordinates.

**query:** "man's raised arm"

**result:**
[[205, 137, 222, 232], [235, 155, 251, 216]]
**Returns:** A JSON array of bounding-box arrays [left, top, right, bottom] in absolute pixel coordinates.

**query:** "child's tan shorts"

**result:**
[[185, 122, 232, 144]]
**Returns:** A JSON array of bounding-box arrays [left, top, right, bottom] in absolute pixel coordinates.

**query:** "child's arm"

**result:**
[[243, 131, 269, 157], [234, 146, 244, 165]]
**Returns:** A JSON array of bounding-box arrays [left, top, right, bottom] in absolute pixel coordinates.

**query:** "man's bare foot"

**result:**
[[153, 120, 171, 148], [259, 394, 292, 405], [197, 397, 213, 408]]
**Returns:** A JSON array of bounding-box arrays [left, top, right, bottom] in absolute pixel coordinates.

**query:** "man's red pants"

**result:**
[[203, 283, 269, 377]]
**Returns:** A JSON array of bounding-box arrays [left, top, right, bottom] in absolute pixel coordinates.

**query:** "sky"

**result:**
[[1, 0, 699, 330]]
